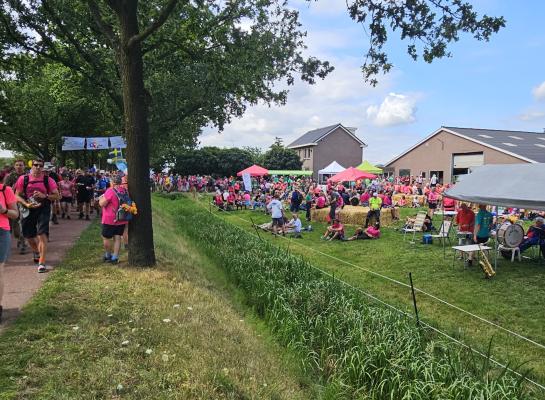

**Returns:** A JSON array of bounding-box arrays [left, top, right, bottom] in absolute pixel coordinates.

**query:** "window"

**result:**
[[399, 169, 411, 177], [429, 171, 443, 184]]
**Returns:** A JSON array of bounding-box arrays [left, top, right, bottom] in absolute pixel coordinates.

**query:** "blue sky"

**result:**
[[201, 0, 545, 164]]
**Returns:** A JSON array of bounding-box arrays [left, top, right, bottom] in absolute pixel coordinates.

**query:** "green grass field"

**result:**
[[194, 194, 545, 387], [0, 203, 320, 399]]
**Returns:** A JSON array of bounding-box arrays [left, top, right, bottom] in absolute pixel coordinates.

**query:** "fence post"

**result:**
[[249, 216, 263, 242], [409, 272, 420, 327]]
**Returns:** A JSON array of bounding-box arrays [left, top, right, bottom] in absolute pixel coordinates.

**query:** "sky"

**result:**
[[2, 1, 544, 163], [199, 0, 545, 164]]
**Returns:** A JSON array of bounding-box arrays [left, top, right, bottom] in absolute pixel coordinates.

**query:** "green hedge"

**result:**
[[164, 196, 536, 399]]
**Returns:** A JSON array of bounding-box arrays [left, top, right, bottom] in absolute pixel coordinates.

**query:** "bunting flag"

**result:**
[[109, 136, 127, 149], [61, 136, 86, 151], [86, 137, 110, 150]]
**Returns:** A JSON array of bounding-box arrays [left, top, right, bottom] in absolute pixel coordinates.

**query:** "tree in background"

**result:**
[[174, 147, 258, 177], [262, 138, 302, 170]]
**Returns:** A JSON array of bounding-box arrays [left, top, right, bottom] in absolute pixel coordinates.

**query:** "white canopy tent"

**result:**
[[444, 164, 545, 211], [318, 161, 345, 183]]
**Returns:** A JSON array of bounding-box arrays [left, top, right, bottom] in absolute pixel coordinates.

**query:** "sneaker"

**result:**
[[109, 258, 119, 265], [37, 264, 47, 273], [52, 215, 59, 225], [103, 255, 112, 262], [33, 252, 40, 264]]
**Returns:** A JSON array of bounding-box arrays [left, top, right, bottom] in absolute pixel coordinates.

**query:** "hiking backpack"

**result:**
[[113, 188, 133, 222]]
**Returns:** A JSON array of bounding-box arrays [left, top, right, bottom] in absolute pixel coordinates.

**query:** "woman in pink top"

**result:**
[[0, 178, 19, 322], [315, 193, 326, 209], [59, 173, 75, 219], [347, 222, 381, 241], [98, 175, 128, 264]]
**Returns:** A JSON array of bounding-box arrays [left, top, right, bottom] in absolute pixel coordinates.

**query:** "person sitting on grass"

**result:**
[[226, 191, 235, 211], [322, 218, 344, 241], [287, 212, 303, 238], [347, 221, 381, 241]]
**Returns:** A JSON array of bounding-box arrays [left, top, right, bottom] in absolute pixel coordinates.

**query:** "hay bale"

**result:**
[[310, 205, 394, 226], [392, 194, 426, 206]]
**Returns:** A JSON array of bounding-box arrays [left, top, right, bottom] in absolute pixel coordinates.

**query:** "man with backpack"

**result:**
[[14, 159, 60, 273], [3, 159, 27, 253], [98, 174, 130, 264]]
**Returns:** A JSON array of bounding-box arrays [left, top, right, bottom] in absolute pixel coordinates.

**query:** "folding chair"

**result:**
[[403, 212, 427, 243], [431, 220, 452, 245]]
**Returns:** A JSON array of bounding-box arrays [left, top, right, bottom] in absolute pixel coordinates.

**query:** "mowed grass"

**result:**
[[194, 194, 545, 385], [0, 206, 318, 399]]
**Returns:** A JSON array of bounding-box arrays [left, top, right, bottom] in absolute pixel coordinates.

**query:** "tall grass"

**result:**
[[164, 195, 538, 399]]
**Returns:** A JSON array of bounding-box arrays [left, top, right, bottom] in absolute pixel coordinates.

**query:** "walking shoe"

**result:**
[[85, 215, 90, 221], [33, 252, 40, 264], [109, 258, 119, 265], [19, 245, 27, 255], [103, 254, 112, 262], [79, 212, 84, 219], [38, 264, 47, 273], [52, 214, 59, 225]]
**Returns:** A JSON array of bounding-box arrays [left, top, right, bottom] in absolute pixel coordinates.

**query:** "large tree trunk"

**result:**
[[117, 1, 155, 267]]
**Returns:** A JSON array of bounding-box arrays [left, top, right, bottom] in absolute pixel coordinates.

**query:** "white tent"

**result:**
[[318, 161, 345, 183], [444, 164, 545, 211]]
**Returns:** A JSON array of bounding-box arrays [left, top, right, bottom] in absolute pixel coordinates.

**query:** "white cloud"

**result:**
[[519, 110, 545, 121], [200, 56, 394, 150], [533, 81, 545, 101], [366, 93, 418, 127]]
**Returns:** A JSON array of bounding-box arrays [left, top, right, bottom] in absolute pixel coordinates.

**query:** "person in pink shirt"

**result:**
[[14, 159, 60, 272], [0, 176, 19, 323], [98, 175, 128, 264], [59, 173, 75, 219], [348, 221, 381, 241], [359, 190, 370, 206], [315, 192, 326, 209], [426, 186, 440, 217]]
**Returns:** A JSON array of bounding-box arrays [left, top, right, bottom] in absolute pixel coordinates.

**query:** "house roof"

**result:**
[[385, 126, 545, 166], [287, 123, 366, 149]]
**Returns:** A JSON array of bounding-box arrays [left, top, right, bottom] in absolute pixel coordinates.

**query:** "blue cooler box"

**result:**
[[422, 234, 433, 244]]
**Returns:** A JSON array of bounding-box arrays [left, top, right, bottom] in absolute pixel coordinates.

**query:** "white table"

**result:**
[[435, 210, 458, 216], [452, 244, 492, 267]]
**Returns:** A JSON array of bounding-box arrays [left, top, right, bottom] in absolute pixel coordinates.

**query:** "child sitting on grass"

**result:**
[[322, 218, 344, 241]]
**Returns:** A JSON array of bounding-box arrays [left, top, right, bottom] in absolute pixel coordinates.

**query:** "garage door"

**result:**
[[453, 153, 484, 168]]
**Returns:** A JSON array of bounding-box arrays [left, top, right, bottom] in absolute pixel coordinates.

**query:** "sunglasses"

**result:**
[[33, 164, 44, 167]]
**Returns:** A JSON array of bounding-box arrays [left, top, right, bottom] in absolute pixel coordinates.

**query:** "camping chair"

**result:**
[[431, 220, 452, 245], [402, 212, 427, 243]]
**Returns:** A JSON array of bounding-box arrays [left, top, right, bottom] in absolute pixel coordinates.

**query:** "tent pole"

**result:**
[[494, 205, 498, 272]]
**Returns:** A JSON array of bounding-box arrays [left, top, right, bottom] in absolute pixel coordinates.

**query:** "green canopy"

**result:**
[[356, 160, 382, 174], [268, 170, 313, 176]]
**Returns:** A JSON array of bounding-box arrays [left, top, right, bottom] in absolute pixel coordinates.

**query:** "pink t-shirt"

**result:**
[[316, 196, 326, 208], [0, 185, 17, 231], [14, 174, 58, 199], [101, 187, 129, 226], [243, 193, 251, 201], [59, 180, 74, 198], [367, 226, 381, 238]]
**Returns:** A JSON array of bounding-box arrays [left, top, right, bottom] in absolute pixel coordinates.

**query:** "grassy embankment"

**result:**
[[164, 194, 538, 399], [194, 194, 545, 386], [0, 201, 318, 399]]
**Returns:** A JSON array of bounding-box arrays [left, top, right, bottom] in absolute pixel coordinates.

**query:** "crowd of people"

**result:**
[[0, 159, 132, 323]]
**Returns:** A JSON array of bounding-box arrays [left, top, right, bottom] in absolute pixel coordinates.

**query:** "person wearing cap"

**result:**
[[14, 159, 60, 273], [98, 174, 128, 264], [517, 217, 545, 258], [365, 192, 382, 228]]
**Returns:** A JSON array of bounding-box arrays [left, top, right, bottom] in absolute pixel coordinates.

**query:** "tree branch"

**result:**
[[87, 0, 119, 46], [127, 0, 179, 48]]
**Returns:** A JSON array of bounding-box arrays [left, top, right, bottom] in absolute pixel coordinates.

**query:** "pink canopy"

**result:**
[[236, 164, 269, 177], [329, 167, 376, 182]]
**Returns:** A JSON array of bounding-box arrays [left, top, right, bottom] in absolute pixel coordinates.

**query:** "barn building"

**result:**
[[384, 126, 545, 183], [287, 123, 366, 180]]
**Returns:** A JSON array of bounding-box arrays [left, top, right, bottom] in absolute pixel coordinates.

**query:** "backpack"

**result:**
[[23, 174, 50, 200], [113, 188, 133, 222]]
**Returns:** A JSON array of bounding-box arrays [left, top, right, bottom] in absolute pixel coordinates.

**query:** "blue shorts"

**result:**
[[0, 228, 11, 263]]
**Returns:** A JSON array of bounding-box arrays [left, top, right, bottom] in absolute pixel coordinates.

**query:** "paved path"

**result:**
[[1, 209, 91, 331]]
